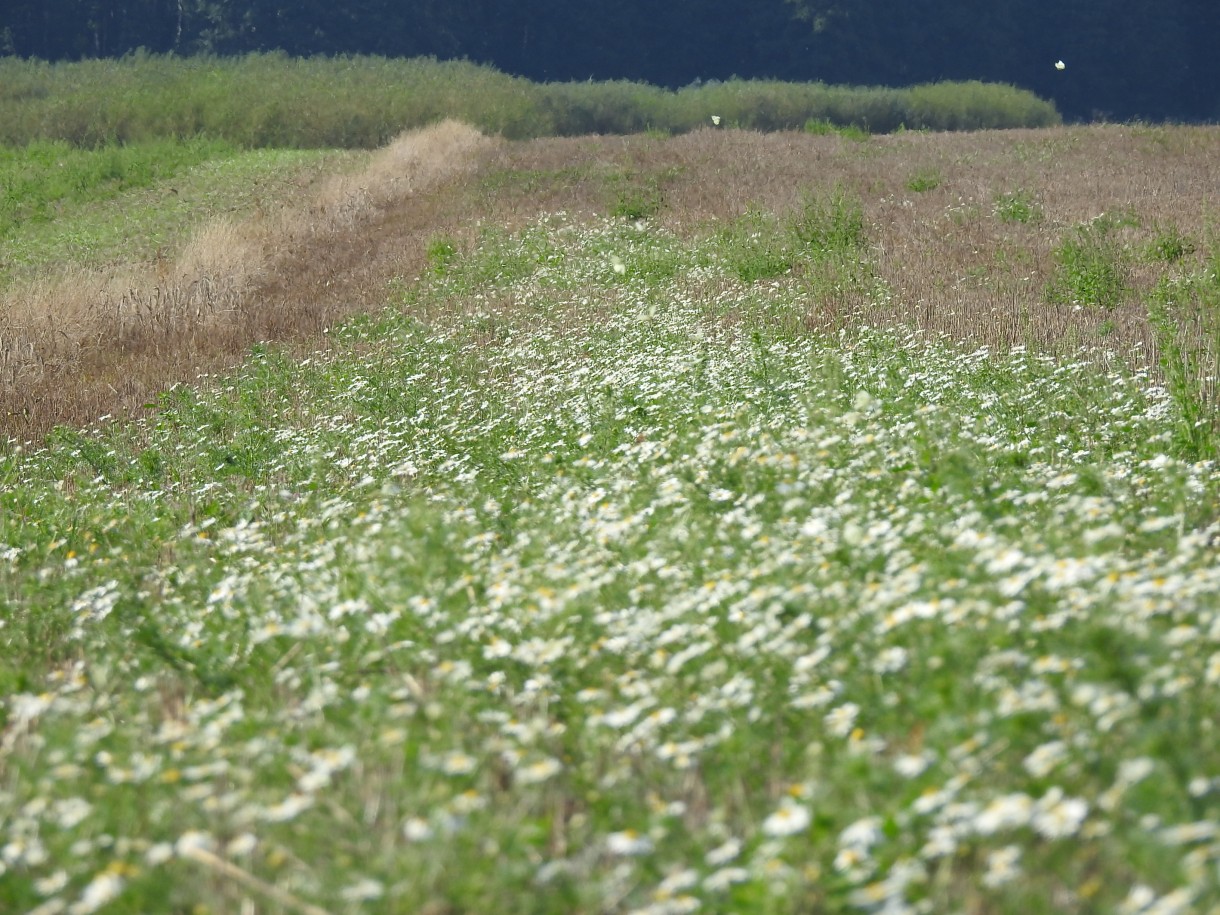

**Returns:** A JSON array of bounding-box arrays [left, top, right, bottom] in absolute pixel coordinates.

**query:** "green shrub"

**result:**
[[0, 55, 1062, 150], [539, 81, 670, 136], [607, 169, 676, 221], [803, 118, 838, 136], [907, 80, 1061, 131], [610, 183, 664, 221], [804, 118, 871, 141]]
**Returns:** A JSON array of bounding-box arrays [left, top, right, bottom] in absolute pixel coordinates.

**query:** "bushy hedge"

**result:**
[[0, 52, 1061, 148]]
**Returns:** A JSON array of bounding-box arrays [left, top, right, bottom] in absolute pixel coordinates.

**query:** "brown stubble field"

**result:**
[[3, 121, 1219, 443]]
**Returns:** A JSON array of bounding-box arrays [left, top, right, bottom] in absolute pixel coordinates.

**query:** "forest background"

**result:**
[[3, 0, 1219, 125]]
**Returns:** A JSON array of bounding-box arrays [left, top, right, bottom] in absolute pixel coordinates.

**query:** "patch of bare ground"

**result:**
[[5, 122, 1220, 441]]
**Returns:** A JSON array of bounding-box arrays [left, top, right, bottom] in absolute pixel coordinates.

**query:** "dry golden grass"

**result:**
[[4, 121, 1219, 441]]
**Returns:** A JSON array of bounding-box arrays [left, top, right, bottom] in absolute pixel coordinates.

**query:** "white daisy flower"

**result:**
[[606, 829, 654, 856], [762, 799, 811, 837]]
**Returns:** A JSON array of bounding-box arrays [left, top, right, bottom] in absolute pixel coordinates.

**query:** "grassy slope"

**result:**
[[2, 126, 1220, 914], [0, 144, 364, 284]]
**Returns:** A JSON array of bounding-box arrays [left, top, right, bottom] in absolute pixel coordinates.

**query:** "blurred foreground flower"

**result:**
[[763, 799, 811, 837], [607, 829, 654, 855]]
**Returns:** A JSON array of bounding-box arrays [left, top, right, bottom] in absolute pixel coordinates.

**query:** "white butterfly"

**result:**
[[711, 115, 722, 126], [1055, 60, 1066, 70]]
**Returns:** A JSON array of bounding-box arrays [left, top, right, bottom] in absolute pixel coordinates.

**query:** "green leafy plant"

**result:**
[[425, 235, 459, 275], [993, 188, 1042, 224], [609, 175, 665, 220], [1146, 270, 1220, 460], [1047, 214, 1135, 309], [804, 118, 872, 141], [789, 186, 866, 257], [718, 208, 795, 282], [1146, 222, 1195, 263], [906, 168, 942, 193]]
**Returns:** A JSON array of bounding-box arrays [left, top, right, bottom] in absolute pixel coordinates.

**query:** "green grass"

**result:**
[[0, 138, 234, 237], [1146, 222, 1197, 264], [0, 145, 362, 284], [608, 172, 670, 221], [3, 212, 1219, 913], [805, 118, 868, 139]]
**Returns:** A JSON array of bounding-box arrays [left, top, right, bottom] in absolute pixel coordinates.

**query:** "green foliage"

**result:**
[[1146, 222, 1196, 263], [718, 208, 796, 283], [1146, 266, 1220, 460], [715, 188, 867, 285], [906, 80, 1062, 131], [804, 118, 871, 141], [802, 117, 837, 136], [426, 236, 460, 275], [0, 55, 1061, 150], [609, 175, 666, 221], [1047, 214, 1136, 309], [538, 81, 671, 136], [993, 188, 1042, 224], [905, 168, 942, 193], [788, 187, 866, 256]]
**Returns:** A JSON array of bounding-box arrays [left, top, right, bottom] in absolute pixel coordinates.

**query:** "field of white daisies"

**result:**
[[3, 209, 1220, 915]]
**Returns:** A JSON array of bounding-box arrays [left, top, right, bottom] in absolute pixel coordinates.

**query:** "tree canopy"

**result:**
[[2, 0, 1217, 123]]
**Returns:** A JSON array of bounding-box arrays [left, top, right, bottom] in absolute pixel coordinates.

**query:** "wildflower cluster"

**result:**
[[1, 214, 1218, 913]]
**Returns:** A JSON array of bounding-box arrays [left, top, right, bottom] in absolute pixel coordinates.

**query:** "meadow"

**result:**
[[2, 104, 1220, 913]]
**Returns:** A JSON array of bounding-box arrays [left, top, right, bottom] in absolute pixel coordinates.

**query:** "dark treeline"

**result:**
[[2, 0, 1218, 124]]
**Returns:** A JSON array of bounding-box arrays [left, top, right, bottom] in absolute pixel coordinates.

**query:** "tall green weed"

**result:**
[[1046, 214, 1136, 310], [1147, 264, 1220, 460]]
